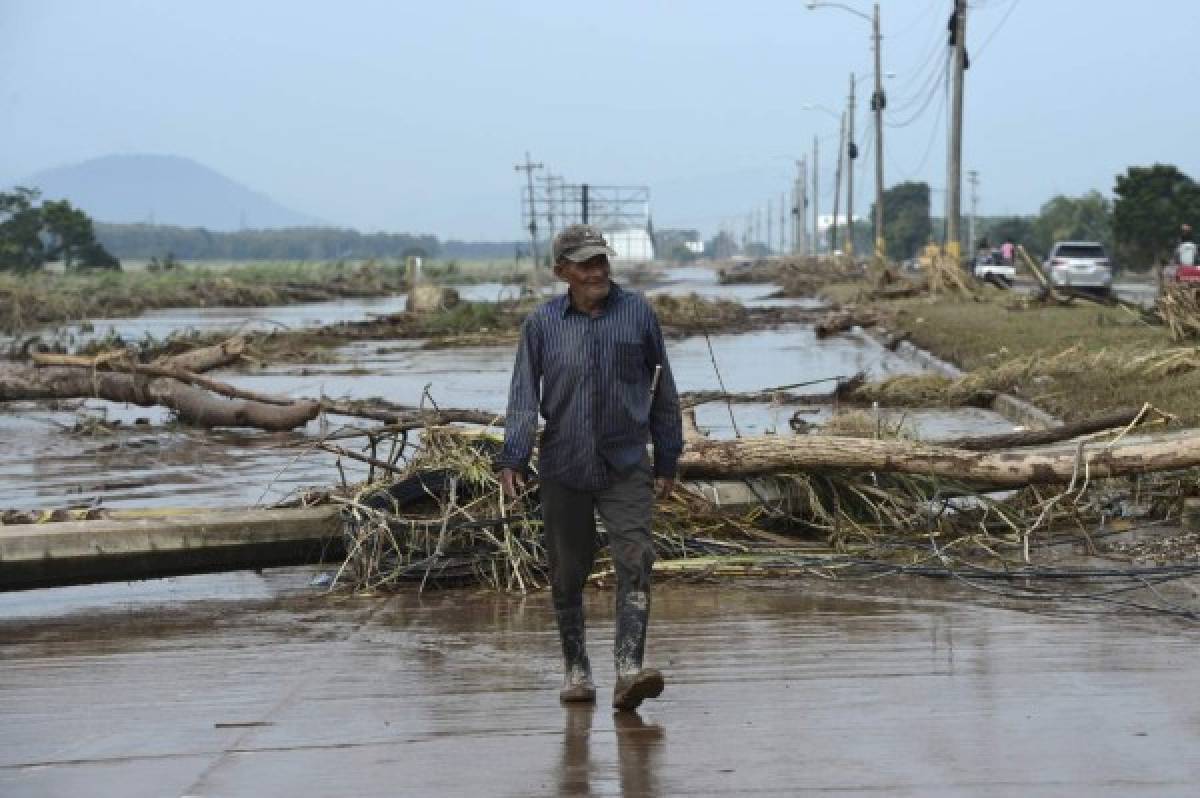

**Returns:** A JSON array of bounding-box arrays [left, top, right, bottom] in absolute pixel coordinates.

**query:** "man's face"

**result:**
[[555, 254, 611, 304]]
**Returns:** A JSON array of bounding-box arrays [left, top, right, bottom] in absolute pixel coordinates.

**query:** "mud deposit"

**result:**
[[1, 572, 1198, 796]]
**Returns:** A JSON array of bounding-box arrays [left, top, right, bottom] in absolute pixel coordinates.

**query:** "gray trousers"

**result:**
[[540, 458, 656, 613]]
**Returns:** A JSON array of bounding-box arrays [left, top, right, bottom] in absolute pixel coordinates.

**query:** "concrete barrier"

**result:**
[[0, 506, 345, 591]]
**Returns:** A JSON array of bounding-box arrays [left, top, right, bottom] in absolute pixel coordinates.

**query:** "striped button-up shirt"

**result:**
[[496, 282, 683, 492]]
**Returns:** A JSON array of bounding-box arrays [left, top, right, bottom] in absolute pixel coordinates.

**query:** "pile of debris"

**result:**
[[310, 404, 1200, 606], [1157, 285, 1200, 341]]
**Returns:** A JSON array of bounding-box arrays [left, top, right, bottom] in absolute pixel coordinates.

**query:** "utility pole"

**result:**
[[871, 2, 886, 260], [539, 173, 561, 244], [514, 152, 543, 292], [790, 187, 798, 254], [779, 191, 787, 254], [846, 73, 856, 257], [968, 169, 979, 255], [946, 0, 968, 260], [767, 198, 774, 255], [832, 111, 846, 256], [812, 136, 819, 256], [795, 158, 808, 256]]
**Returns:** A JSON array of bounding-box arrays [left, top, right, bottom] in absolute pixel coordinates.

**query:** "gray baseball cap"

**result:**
[[552, 224, 616, 263]]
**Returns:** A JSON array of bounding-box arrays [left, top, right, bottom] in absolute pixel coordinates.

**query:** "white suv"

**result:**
[[1043, 241, 1112, 296]]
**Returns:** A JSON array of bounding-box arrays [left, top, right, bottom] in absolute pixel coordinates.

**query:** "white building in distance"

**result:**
[[605, 227, 655, 261]]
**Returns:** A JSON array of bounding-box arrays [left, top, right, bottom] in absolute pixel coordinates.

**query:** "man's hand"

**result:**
[[654, 477, 675, 500], [500, 467, 526, 499]]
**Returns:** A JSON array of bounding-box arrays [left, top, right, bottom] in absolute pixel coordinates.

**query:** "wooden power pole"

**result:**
[[831, 111, 846, 255], [846, 73, 856, 257], [871, 2, 886, 260], [968, 169, 979, 254], [946, 0, 968, 261], [514, 152, 543, 292], [812, 136, 819, 255]]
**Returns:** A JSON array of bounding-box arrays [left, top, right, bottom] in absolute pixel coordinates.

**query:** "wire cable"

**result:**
[[974, 0, 1020, 60], [887, 49, 950, 129]]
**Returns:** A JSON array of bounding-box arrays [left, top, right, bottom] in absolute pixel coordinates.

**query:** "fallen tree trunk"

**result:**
[[943, 407, 1151, 451], [0, 362, 320, 431], [0, 361, 500, 432], [7, 337, 319, 431], [31, 336, 247, 374], [677, 429, 1200, 487], [8, 336, 500, 432], [682, 374, 866, 408], [814, 309, 881, 338], [319, 398, 498, 427]]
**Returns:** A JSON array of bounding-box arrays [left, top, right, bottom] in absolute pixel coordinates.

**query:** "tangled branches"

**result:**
[[319, 424, 1199, 605]]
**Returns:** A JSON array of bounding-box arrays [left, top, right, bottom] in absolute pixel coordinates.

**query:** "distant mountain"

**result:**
[[18, 154, 323, 231]]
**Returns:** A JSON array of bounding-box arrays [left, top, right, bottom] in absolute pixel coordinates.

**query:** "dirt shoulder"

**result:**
[[820, 280, 1200, 425]]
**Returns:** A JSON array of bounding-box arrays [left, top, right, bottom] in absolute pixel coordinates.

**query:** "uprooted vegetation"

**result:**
[[717, 254, 863, 298], [296, 426, 1200, 617]]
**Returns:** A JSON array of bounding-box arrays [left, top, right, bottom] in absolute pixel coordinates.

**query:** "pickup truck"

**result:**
[[1161, 262, 1200, 285], [973, 250, 1015, 286]]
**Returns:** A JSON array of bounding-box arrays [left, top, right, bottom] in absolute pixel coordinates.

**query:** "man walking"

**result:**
[[496, 224, 683, 711]]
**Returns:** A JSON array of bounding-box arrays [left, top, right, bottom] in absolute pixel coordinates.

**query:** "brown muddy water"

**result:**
[[0, 265, 1018, 510], [2, 570, 1198, 796]]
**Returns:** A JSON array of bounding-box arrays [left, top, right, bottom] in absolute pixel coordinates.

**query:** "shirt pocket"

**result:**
[[616, 342, 644, 384]]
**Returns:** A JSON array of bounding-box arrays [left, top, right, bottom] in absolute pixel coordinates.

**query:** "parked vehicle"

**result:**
[[973, 249, 1015, 286], [1043, 241, 1112, 296], [1161, 258, 1200, 286], [1160, 261, 1200, 286]]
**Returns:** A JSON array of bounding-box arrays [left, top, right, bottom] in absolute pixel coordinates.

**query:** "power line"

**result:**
[[887, 51, 949, 129], [890, 77, 948, 180], [888, 18, 951, 113], [888, 0, 944, 38], [974, 0, 1021, 60]]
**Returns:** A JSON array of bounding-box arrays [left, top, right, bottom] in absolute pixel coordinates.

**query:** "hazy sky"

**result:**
[[3, 1, 1197, 239]]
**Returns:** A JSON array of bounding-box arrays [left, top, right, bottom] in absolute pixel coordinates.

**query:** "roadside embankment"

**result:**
[[0, 261, 417, 334], [806, 275, 1200, 425]]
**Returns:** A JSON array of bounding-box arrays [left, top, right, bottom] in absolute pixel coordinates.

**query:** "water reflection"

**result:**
[[557, 706, 665, 797], [558, 705, 594, 795], [613, 711, 665, 797]]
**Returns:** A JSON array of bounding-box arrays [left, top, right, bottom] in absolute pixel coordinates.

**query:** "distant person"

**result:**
[[1176, 224, 1197, 266], [1001, 239, 1015, 265], [495, 224, 683, 711]]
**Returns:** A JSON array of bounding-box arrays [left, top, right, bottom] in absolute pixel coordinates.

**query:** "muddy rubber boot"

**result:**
[[612, 590, 664, 711], [556, 607, 596, 704]]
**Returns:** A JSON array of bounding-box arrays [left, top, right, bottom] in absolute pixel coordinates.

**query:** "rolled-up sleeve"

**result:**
[[495, 315, 542, 475], [645, 312, 683, 478]]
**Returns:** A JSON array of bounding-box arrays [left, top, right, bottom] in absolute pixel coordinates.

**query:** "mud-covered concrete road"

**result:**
[[2, 571, 1198, 796]]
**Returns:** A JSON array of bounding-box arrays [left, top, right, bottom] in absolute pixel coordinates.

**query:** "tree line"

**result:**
[[93, 223, 442, 262], [0, 188, 120, 271]]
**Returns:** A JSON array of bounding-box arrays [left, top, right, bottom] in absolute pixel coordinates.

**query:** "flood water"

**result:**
[[1, 571, 1197, 796], [0, 264, 1018, 510]]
